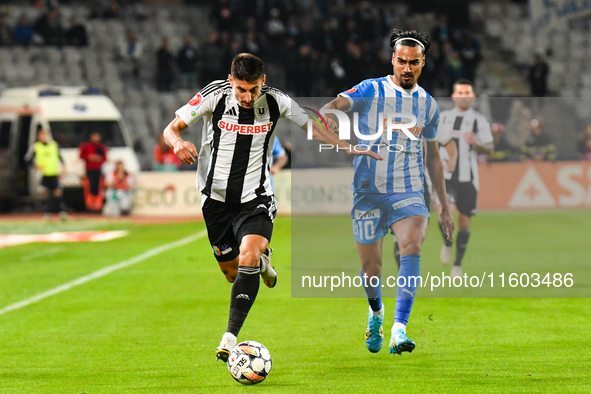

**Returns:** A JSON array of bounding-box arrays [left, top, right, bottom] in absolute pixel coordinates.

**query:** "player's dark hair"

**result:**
[[231, 53, 265, 82], [389, 30, 431, 55], [452, 79, 474, 92]]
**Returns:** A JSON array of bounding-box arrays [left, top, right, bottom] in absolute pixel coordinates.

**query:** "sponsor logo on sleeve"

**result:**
[[188, 93, 202, 106], [343, 87, 357, 94]]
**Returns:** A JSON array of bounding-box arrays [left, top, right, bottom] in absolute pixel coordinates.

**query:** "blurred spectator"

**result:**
[[79, 132, 108, 211], [521, 119, 556, 161], [118, 29, 142, 87], [103, 0, 122, 19], [0, 13, 13, 46], [242, 30, 262, 58], [154, 133, 181, 171], [486, 123, 514, 162], [34, 9, 64, 46], [431, 15, 449, 44], [65, 17, 88, 46], [177, 35, 199, 89], [200, 30, 224, 84], [577, 125, 591, 161], [447, 49, 464, 91], [211, 0, 234, 33], [103, 160, 133, 216], [13, 16, 33, 46], [529, 54, 549, 97], [156, 37, 175, 92], [295, 44, 314, 96], [458, 30, 481, 82]]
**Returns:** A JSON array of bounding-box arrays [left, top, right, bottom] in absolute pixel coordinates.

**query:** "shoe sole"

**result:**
[[389, 342, 415, 355], [215, 348, 230, 362]]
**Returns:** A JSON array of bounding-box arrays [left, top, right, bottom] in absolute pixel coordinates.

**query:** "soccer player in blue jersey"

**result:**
[[322, 30, 454, 355]]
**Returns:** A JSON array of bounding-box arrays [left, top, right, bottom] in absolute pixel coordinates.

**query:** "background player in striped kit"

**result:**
[[322, 30, 454, 356], [437, 79, 494, 277], [163, 53, 381, 362]]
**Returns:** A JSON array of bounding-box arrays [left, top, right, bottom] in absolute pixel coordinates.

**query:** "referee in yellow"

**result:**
[[24, 128, 67, 220]]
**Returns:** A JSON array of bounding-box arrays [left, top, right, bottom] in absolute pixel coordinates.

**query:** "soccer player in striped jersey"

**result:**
[[163, 53, 381, 362], [437, 80, 494, 277], [322, 30, 454, 355]]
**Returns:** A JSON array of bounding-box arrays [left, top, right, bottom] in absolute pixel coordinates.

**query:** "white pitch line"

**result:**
[[0, 230, 208, 317]]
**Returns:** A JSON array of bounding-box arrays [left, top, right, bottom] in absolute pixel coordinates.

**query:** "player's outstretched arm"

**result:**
[[311, 96, 382, 161], [426, 140, 455, 241], [163, 115, 198, 165]]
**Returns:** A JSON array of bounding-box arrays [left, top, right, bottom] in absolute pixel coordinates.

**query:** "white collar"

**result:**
[[386, 75, 420, 96]]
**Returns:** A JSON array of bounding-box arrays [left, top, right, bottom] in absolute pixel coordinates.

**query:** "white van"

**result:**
[[0, 86, 140, 211]]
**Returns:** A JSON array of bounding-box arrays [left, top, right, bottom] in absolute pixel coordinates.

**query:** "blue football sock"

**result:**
[[360, 269, 382, 312], [395, 255, 420, 325]]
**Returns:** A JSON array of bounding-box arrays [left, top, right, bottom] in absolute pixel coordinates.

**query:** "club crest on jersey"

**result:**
[[189, 93, 202, 106], [217, 120, 274, 134], [255, 105, 268, 119]]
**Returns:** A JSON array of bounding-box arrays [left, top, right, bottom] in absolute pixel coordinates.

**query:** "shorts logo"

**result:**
[[189, 93, 202, 106], [392, 197, 423, 210], [354, 208, 380, 220], [212, 243, 232, 256]]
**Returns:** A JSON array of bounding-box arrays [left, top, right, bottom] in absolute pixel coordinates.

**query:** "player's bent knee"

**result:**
[[239, 249, 262, 268], [361, 261, 382, 278]]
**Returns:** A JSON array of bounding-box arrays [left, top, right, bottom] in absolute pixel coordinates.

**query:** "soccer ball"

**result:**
[[227, 341, 272, 385]]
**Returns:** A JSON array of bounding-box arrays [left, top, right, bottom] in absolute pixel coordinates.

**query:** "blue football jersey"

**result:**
[[339, 76, 439, 194]]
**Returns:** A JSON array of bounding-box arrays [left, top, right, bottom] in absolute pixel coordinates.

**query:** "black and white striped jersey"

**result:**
[[437, 107, 492, 190], [175, 80, 308, 204]]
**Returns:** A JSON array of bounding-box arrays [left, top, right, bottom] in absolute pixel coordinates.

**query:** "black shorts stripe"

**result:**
[[225, 105, 255, 204]]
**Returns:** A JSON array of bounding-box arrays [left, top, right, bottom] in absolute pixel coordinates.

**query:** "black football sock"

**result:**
[[454, 230, 471, 267], [439, 222, 453, 247], [227, 266, 261, 337]]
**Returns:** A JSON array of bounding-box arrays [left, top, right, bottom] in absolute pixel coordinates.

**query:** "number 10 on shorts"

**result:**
[[353, 218, 377, 242]]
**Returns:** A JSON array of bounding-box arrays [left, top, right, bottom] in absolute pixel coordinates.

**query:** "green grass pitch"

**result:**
[[0, 212, 590, 393]]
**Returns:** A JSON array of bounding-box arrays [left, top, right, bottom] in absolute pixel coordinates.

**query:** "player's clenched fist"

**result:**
[[173, 140, 198, 164]]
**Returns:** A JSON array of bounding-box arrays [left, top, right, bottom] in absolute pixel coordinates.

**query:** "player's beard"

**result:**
[[399, 74, 415, 89]]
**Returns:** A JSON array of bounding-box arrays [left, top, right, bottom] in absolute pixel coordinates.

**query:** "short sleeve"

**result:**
[[338, 80, 376, 113], [174, 81, 221, 127], [476, 114, 493, 144], [437, 110, 452, 146], [274, 90, 308, 128], [423, 100, 440, 142]]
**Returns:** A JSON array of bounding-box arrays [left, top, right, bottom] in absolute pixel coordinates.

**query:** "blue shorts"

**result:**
[[351, 192, 429, 244]]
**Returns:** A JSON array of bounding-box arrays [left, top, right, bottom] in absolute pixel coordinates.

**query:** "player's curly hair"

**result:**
[[389, 30, 431, 54]]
